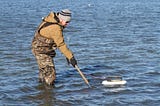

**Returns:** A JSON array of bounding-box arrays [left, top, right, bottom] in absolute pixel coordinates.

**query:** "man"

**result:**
[[31, 9, 77, 85]]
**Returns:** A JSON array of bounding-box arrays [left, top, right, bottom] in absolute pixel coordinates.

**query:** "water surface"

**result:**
[[0, 0, 160, 105]]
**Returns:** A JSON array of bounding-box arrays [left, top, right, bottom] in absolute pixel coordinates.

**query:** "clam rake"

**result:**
[[75, 65, 91, 88]]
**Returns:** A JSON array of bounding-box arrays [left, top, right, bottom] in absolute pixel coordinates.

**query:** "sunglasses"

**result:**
[[65, 21, 70, 23]]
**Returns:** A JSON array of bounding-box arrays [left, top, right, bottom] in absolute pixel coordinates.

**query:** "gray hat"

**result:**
[[58, 9, 71, 22]]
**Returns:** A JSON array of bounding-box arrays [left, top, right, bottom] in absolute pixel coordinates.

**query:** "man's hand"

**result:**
[[66, 58, 70, 65], [69, 57, 77, 67]]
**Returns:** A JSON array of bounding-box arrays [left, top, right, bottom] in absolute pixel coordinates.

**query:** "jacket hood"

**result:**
[[43, 12, 59, 23]]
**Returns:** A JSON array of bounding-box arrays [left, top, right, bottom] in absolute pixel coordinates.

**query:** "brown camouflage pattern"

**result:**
[[32, 32, 56, 85]]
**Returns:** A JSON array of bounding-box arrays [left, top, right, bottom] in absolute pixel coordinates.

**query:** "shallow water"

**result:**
[[1, 0, 160, 105]]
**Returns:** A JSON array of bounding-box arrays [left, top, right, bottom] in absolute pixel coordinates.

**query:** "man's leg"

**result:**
[[35, 54, 56, 85]]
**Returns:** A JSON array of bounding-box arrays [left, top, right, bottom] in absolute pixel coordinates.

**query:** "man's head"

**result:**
[[58, 9, 71, 26]]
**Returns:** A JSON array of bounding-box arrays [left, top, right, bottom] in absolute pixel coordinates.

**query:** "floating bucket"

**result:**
[[102, 76, 127, 87]]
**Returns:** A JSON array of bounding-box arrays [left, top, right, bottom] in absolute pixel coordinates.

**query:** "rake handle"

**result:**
[[75, 65, 91, 88]]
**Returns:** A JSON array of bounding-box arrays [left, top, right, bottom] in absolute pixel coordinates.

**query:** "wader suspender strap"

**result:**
[[38, 12, 61, 33], [38, 21, 58, 33]]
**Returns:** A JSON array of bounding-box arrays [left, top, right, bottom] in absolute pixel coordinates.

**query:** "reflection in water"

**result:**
[[27, 84, 56, 106], [1, 0, 160, 105], [103, 86, 127, 93]]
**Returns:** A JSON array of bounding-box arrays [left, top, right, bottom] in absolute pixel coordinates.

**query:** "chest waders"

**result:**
[[32, 22, 59, 85]]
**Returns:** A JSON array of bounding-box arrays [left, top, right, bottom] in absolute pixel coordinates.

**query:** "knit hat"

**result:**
[[58, 9, 71, 22]]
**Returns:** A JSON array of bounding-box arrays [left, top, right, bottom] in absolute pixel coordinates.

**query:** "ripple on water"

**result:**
[[1, 0, 160, 105]]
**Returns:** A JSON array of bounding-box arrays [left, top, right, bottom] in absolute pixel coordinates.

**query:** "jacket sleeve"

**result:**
[[51, 26, 74, 59]]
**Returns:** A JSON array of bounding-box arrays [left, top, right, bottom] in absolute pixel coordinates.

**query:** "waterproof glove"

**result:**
[[66, 58, 70, 65], [70, 57, 77, 67]]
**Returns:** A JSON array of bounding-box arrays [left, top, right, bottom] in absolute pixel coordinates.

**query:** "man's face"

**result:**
[[60, 19, 70, 27]]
